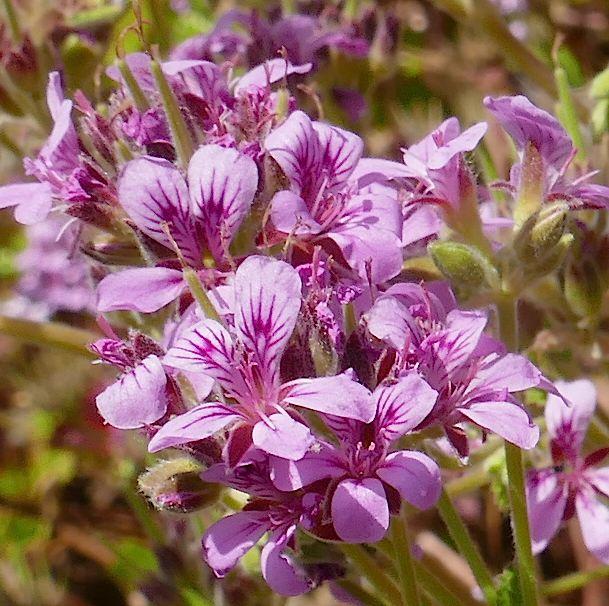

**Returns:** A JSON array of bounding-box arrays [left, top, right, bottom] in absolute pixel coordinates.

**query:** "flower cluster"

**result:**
[[2, 22, 609, 597]]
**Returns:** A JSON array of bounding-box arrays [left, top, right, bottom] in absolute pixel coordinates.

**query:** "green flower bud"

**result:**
[[138, 458, 221, 514], [514, 142, 544, 226], [564, 259, 604, 319], [429, 241, 499, 292], [523, 233, 574, 280], [513, 202, 569, 262]]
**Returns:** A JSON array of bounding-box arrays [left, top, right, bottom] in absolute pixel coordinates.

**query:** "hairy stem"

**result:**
[[495, 295, 539, 606], [543, 565, 609, 597], [389, 512, 422, 606], [437, 489, 497, 605]]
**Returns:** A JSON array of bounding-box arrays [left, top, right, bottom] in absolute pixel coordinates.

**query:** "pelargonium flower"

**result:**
[[527, 379, 609, 562], [484, 95, 609, 213], [95, 144, 258, 314], [269, 372, 441, 543], [365, 282, 545, 455], [147, 256, 375, 462], [200, 456, 334, 596], [265, 110, 403, 283]]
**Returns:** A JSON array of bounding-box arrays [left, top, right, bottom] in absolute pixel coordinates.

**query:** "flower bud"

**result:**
[[564, 259, 604, 319], [513, 202, 569, 262], [429, 241, 499, 292], [514, 141, 544, 226], [138, 458, 221, 513], [523, 233, 573, 281]]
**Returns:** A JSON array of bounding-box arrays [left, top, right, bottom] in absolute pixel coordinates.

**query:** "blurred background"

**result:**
[[2, 1, 609, 604]]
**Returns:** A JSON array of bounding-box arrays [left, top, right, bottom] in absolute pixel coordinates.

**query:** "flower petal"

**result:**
[[469, 352, 543, 395], [118, 156, 202, 265], [96, 355, 167, 430], [235, 59, 312, 94], [261, 526, 312, 596], [148, 401, 241, 452], [270, 190, 322, 235], [252, 414, 314, 461], [576, 486, 609, 563], [376, 450, 441, 510], [187, 144, 258, 261], [282, 372, 374, 422], [163, 319, 249, 401], [96, 267, 185, 313], [459, 400, 539, 449], [525, 469, 567, 554], [374, 372, 438, 442], [234, 256, 302, 386], [202, 510, 270, 577], [365, 295, 418, 351], [0, 182, 53, 225], [331, 478, 389, 543]]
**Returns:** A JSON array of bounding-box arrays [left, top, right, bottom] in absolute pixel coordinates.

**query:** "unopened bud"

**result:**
[[523, 233, 573, 280], [138, 458, 221, 513], [564, 259, 603, 319], [514, 202, 569, 262], [429, 241, 499, 291]]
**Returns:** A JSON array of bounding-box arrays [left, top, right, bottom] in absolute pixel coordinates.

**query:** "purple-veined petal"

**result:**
[[351, 157, 418, 189], [0, 182, 53, 225], [269, 445, 345, 491], [252, 414, 314, 461], [376, 450, 441, 509], [545, 379, 596, 453], [525, 469, 567, 554], [365, 295, 418, 351], [374, 372, 438, 442], [148, 401, 241, 452], [234, 59, 312, 94], [261, 525, 312, 596], [425, 121, 487, 170], [328, 192, 403, 282], [270, 190, 322, 235], [484, 95, 574, 172], [162, 60, 230, 103], [312, 121, 363, 190], [265, 110, 322, 194], [202, 510, 270, 577], [96, 355, 167, 430], [576, 486, 609, 563], [281, 372, 374, 422], [187, 144, 258, 261], [163, 319, 249, 400], [118, 156, 202, 265], [234, 256, 302, 386], [469, 352, 543, 395], [459, 400, 539, 449], [589, 467, 609, 499], [331, 478, 389, 543], [96, 267, 185, 313]]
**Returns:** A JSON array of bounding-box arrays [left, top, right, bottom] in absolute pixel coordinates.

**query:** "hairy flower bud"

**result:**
[[564, 259, 604, 319], [138, 458, 221, 513], [429, 241, 499, 292], [513, 202, 569, 262]]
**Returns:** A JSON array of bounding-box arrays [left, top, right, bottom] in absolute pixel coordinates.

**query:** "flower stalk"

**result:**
[[389, 511, 422, 606]]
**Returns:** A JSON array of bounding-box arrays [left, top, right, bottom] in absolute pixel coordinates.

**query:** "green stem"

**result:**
[[118, 58, 150, 111], [437, 489, 497, 605], [543, 565, 609, 596], [340, 544, 401, 606], [183, 269, 221, 322], [555, 66, 585, 161], [0, 316, 98, 358], [495, 295, 539, 606], [446, 466, 490, 497], [413, 561, 478, 606], [389, 513, 422, 606], [1, 0, 20, 43], [150, 59, 194, 169]]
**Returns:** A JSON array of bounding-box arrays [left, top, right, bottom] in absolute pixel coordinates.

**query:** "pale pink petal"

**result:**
[[459, 400, 539, 449], [374, 373, 438, 442], [234, 59, 312, 94], [118, 157, 202, 265], [234, 256, 301, 386], [577, 486, 609, 563], [281, 372, 374, 422], [202, 510, 270, 577], [96, 355, 167, 429], [525, 469, 567, 554], [365, 296, 418, 351], [147, 401, 241, 452], [0, 182, 53, 225], [270, 190, 322, 235], [96, 267, 185, 313], [252, 414, 314, 461], [261, 526, 312, 596], [376, 450, 441, 509], [331, 478, 389, 543], [187, 144, 258, 261], [589, 467, 609, 498], [470, 352, 543, 394], [426, 122, 487, 170]]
